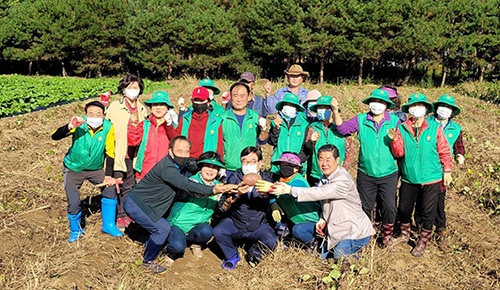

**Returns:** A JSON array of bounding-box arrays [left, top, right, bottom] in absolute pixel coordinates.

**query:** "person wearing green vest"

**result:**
[[165, 87, 224, 175], [305, 95, 351, 186], [389, 93, 453, 257], [333, 89, 400, 247], [268, 93, 309, 179], [51, 101, 123, 243], [128, 91, 175, 181], [423, 94, 464, 250], [177, 79, 225, 119], [221, 82, 269, 178], [163, 152, 225, 265], [270, 153, 321, 252]]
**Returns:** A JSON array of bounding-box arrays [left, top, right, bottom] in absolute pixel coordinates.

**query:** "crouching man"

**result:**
[[123, 136, 237, 274], [268, 144, 374, 260], [52, 101, 123, 243]]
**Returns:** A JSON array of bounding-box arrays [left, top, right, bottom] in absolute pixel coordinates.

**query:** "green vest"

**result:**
[[180, 110, 222, 153], [310, 122, 346, 179], [399, 120, 443, 184], [276, 173, 320, 224], [63, 118, 112, 172], [221, 109, 260, 171], [428, 117, 462, 156], [270, 115, 309, 173], [357, 113, 399, 177], [166, 172, 219, 234], [134, 120, 152, 173], [211, 102, 225, 117]]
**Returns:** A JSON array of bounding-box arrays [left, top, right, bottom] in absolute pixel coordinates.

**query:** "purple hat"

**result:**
[[272, 152, 302, 167], [239, 72, 255, 83]]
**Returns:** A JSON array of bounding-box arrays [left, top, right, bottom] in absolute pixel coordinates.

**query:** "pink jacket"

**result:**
[[295, 167, 374, 249]]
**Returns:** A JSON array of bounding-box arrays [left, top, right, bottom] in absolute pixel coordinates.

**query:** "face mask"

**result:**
[[86, 117, 103, 129], [369, 102, 387, 115], [192, 102, 208, 114], [124, 88, 140, 100], [242, 164, 258, 175], [408, 106, 427, 118], [281, 105, 297, 119], [280, 164, 296, 178], [436, 106, 452, 120], [317, 108, 332, 121], [172, 153, 189, 167]]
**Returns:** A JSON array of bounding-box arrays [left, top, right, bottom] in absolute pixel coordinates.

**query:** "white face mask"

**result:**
[[86, 117, 103, 129], [436, 106, 452, 120], [242, 164, 258, 175], [408, 106, 427, 118], [369, 102, 387, 115], [281, 105, 297, 119], [124, 88, 140, 100]]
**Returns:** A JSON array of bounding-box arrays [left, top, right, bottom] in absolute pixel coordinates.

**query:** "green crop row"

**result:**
[[0, 75, 168, 117]]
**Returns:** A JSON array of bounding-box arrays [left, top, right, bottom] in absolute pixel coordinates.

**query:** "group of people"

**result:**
[[52, 64, 465, 274]]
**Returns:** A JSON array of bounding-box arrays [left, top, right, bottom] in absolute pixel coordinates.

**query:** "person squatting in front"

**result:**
[[213, 146, 276, 269], [268, 144, 374, 261], [388, 93, 453, 257], [52, 101, 123, 242], [269, 152, 321, 253], [123, 136, 237, 274], [163, 152, 226, 266]]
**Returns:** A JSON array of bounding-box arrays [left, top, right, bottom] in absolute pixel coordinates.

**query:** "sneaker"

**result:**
[[164, 254, 175, 267], [245, 253, 261, 268], [190, 244, 204, 259], [143, 261, 167, 274]]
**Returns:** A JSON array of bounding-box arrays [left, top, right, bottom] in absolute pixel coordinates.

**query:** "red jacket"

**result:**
[[166, 111, 224, 160], [128, 115, 170, 180]]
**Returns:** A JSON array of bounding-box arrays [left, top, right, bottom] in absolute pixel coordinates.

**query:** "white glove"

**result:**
[[456, 154, 465, 165], [269, 182, 291, 195], [164, 112, 173, 126], [167, 109, 178, 126], [178, 97, 186, 110], [443, 172, 452, 186], [258, 117, 267, 131], [311, 131, 320, 142]]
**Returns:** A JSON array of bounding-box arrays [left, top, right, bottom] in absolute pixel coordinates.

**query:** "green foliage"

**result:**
[[0, 75, 166, 116], [454, 81, 500, 104]]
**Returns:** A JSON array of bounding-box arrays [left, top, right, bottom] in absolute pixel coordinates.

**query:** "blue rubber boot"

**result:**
[[67, 212, 84, 243], [101, 197, 124, 237]]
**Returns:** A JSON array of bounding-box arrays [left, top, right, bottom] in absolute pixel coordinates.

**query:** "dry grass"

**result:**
[[0, 78, 498, 289]]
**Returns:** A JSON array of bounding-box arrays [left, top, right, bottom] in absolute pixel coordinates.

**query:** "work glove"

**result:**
[[443, 172, 453, 186], [456, 154, 465, 165], [316, 219, 326, 236], [221, 92, 231, 104], [267, 182, 291, 195], [258, 117, 267, 131], [311, 131, 320, 142], [164, 112, 173, 126], [387, 128, 397, 141], [69, 116, 85, 129], [274, 116, 283, 129], [178, 97, 186, 110], [271, 203, 284, 223]]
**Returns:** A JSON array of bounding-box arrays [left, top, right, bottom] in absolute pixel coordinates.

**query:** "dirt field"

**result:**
[[0, 79, 498, 289]]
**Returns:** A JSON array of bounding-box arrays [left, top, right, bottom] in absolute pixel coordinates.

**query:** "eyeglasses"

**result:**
[[241, 160, 258, 166]]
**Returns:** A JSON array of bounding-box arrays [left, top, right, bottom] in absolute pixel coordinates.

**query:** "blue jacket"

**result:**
[[223, 170, 274, 231]]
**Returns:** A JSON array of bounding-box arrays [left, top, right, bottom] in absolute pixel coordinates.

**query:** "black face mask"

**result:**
[[193, 103, 208, 114], [280, 164, 296, 178], [172, 153, 189, 167]]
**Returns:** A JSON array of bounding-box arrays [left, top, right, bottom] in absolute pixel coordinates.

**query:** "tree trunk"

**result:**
[[479, 65, 485, 82], [401, 55, 416, 86], [320, 49, 325, 84], [358, 57, 364, 86], [167, 61, 173, 80], [28, 61, 33, 75], [440, 65, 447, 88], [61, 61, 67, 77]]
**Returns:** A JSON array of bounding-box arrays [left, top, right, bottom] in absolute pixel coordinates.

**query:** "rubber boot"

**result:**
[[400, 223, 411, 243], [411, 228, 432, 257], [381, 223, 394, 247], [436, 229, 449, 251], [101, 197, 124, 237], [67, 212, 84, 243]]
